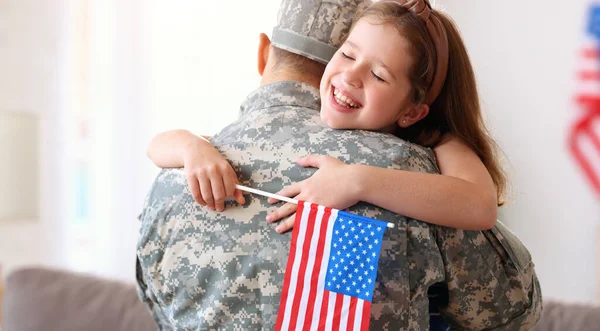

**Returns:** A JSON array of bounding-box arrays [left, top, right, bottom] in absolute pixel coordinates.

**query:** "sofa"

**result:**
[[1, 267, 155, 331], [1, 266, 599, 330]]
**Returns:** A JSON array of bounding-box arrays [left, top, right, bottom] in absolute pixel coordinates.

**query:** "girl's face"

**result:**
[[319, 19, 417, 133]]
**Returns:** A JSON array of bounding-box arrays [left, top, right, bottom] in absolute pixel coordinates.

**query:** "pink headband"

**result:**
[[380, 0, 449, 105]]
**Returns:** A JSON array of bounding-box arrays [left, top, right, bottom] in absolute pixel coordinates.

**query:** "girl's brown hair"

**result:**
[[355, 2, 507, 205]]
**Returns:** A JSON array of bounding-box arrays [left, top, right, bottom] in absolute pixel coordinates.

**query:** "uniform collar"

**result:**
[[240, 81, 321, 116]]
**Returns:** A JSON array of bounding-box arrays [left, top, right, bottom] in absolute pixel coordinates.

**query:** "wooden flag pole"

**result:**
[[235, 184, 395, 229]]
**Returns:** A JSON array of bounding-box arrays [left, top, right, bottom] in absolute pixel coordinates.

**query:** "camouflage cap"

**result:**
[[272, 0, 369, 64]]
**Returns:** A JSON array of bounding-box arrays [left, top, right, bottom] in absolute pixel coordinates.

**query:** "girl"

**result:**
[[147, 1, 506, 235]]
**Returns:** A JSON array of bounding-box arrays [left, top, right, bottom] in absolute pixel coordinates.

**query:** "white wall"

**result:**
[[142, 0, 282, 135], [440, 0, 599, 303], [0, 0, 69, 275]]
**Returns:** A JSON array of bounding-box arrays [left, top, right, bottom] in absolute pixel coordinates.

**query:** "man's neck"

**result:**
[[260, 70, 321, 90]]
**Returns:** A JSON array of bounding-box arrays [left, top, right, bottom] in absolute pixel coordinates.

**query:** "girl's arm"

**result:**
[[353, 135, 498, 230], [267, 135, 497, 232], [147, 129, 211, 168], [147, 129, 245, 211]]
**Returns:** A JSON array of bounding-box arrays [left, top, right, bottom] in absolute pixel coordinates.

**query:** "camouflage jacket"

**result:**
[[136, 81, 541, 330]]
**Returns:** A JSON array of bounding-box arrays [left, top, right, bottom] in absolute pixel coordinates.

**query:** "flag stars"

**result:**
[[324, 217, 386, 301]]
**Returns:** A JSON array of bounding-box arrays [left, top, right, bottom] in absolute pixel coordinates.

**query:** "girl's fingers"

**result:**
[[208, 172, 227, 212], [186, 174, 206, 206], [267, 182, 302, 204], [266, 203, 298, 223], [198, 174, 215, 210], [275, 212, 297, 234]]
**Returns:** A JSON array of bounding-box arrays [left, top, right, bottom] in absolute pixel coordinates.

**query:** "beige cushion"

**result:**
[[1, 267, 155, 331]]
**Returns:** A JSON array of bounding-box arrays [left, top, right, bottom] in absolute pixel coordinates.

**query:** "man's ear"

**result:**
[[398, 104, 429, 128], [257, 33, 271, 76]]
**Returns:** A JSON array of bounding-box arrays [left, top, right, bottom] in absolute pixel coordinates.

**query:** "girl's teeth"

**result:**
[[333, 87, 360, 108]]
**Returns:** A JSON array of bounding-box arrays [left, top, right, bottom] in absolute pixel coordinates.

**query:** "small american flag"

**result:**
[[275, 201, 388, 331]]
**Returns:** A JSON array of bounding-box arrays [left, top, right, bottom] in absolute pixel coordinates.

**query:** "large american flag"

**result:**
[[275, 201, 388, 331], [571, 4, 600, 196]]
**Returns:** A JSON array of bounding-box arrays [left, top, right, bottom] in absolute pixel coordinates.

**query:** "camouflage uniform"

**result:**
[[136, 81, 541, 330]]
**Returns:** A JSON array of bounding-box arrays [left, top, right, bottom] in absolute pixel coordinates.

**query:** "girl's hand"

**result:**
[[266, 155, 359, 233], [183, 140, 245, 211]]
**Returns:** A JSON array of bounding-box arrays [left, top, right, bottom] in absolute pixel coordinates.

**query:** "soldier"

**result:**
[[137, 0, 542, 329]]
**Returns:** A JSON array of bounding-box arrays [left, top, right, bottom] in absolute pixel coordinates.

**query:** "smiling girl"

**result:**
[[146, 0, 506, 236]]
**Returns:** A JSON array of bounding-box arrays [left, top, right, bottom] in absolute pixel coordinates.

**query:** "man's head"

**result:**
[[258, 0, 369, 87]]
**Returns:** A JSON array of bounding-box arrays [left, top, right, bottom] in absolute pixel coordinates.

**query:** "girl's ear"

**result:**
[[257, 33, 271, 76], [397, 104, 429, 128]]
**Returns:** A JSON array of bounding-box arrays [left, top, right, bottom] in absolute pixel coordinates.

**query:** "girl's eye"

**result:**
[[341, 52, 354, 60], [371, 71, 385, 82]]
